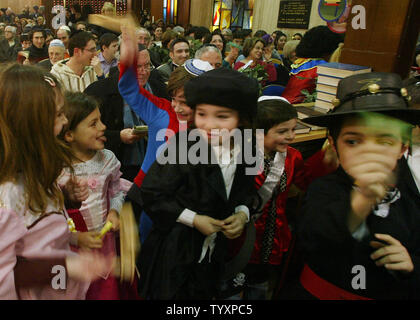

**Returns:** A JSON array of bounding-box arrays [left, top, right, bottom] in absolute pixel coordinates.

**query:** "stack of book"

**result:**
[[315, 62, 372, 112], [295, 106, 326, 130]]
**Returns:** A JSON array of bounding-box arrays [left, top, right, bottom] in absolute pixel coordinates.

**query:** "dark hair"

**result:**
[[293, 33, 303, 39], [254, 30, 267, 38], [169, 37, 189, 52], [203, 31, 226, 56], [232, 30, 244, 40], [327, 114, 412, 147], [242, 29, 252, 37], [273, 31, 287, 48], [194, 26, 210, 41], [167, 66, 195, 97], [68, 31, 94, 56], [256, 99, 297, 134], [295, 26, 342, 59], [30, 27, 46, 41], [20, 33, 30, 42], [242, 37, 265, 58], [99, 33, 118, 51], [63, 92, 99, 133]]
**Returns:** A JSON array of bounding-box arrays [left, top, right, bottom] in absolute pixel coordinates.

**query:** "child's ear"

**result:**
[[64, 130, 74, 143], [397, 144, 409, 160], [327, 135, 337, 153]]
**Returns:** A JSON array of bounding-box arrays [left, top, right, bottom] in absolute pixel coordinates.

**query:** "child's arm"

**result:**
[[0, 208, 27, 299], [106, 151, 132, 231]]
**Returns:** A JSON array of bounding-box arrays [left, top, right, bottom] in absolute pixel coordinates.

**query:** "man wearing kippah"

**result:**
[[37, 39, 66, 71]]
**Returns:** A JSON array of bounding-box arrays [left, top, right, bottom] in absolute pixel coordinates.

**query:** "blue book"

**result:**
[[317, 62, 371, 79]]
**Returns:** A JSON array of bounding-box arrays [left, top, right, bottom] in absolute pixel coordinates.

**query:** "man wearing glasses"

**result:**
[[51, 31, 104, 92]]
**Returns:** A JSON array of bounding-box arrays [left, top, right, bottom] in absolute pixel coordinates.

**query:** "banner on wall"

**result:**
[[277, 0, 312, 29]]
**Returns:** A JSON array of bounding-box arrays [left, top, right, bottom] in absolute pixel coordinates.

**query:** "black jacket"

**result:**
[[290, 166, 420, 300], [137, 132, 258, 299], [84, 67, 169, 162]]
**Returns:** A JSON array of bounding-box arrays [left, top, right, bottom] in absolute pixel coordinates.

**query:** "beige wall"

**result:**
[[0, 0, 39, 15], [252, 0, 326, 38]]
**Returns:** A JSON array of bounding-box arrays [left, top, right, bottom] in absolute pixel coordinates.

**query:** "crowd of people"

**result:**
[[0, 1, 420, 301]]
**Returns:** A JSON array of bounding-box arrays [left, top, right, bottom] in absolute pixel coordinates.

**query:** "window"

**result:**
[[212, 0, 254, 31], [163, 0, 178, 24]]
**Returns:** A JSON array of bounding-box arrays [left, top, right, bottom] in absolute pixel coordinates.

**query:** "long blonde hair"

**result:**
[[0, 64, 73, 213]]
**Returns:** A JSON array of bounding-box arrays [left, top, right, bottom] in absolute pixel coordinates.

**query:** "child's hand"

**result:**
[[106, 209, 120, 231], [193, 214, 224, 236], [77, 231, 103, 249], [65, 177, 89, 204], [370, 234, 414, 274], [66, 249, 115, 282], [345, 144, 398, 200], [222, 211, 248, 239], [120, 17, 138, 66]]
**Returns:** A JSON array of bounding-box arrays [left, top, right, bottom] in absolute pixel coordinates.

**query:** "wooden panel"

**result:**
[[177, 0, 190, 27], [150, 0, 163, 23], [189, 0, 212, 28], [340, 0, 420, 79]]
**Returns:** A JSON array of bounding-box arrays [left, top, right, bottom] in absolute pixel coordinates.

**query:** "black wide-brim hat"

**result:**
[[184, 67, 259, 123], [304, 72, 420, 127]]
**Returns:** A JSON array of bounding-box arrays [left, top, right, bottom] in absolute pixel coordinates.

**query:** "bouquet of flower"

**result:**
[[237, 61, 269, 95]]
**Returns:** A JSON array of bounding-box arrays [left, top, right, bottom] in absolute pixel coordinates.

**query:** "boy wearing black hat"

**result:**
[[286, 72, 420, 300], [137, 68, 260, 300]]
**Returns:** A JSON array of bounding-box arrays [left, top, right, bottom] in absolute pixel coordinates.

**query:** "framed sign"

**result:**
[[277, 0, 313, 29]]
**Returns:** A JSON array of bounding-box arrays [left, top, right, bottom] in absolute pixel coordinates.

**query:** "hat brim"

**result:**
[[303, 108, 420, 128]]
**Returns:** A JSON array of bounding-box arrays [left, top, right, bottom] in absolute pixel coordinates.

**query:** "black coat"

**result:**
[[84, 67, 169, 162], [290, 166, 420, 299], [138, 133, 258, 299]]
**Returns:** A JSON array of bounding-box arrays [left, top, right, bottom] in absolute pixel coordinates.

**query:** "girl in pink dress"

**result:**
[[0, 64, 112, 300], [59, 92, 134, 300]]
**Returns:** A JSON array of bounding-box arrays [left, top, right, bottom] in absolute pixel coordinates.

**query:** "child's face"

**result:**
[[54, 91, 67, 137], [171, 88, 193, 123], [195, 104, 240, 146], [65, 107, 107, 156], [264, 118, 297, 154], [332, 117, 407, 174]]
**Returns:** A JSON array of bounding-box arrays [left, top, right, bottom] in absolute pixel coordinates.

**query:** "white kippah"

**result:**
[[258, 95, 291, 104], [58, 25, 71, 33], [49, 39, 65, 48], [184, 59, 214, 76]]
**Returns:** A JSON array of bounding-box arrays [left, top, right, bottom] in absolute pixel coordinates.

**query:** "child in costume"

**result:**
[[223, 96, 337, 300], [137, 67, 260, 299], [286, 72, 420, 299], [0, 65, 111, 300], [59, 92, 133, 300], [118, 30, 213, 243]]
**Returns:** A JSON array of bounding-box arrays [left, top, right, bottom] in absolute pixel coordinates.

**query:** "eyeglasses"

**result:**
[[83, 47, 97, 53], [137, 63, 153, 71]]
